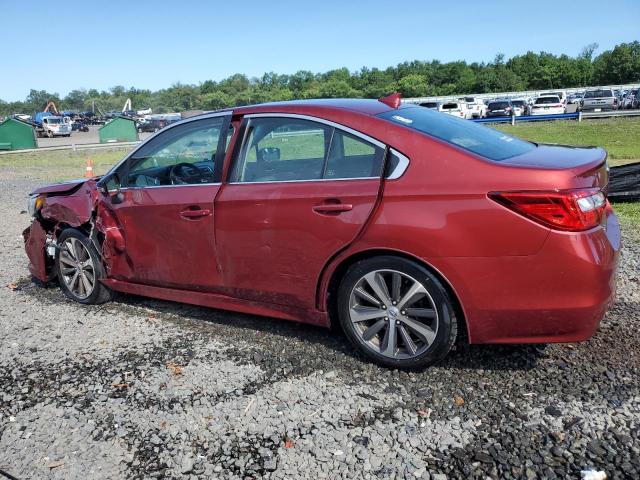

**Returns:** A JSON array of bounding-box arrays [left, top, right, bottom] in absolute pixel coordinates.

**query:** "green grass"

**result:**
[[613, 202, 640, 228], [496, 117, 640, 166], [0, 148, 132, 181]]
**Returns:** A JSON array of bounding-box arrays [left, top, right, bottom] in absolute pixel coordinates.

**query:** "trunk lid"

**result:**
[[500, 144, 609, 190]]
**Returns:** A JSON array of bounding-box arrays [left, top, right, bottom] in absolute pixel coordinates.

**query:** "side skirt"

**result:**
[[101, 279, 329, 327]]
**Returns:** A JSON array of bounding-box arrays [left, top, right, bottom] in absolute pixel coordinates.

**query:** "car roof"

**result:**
[[230, 98, 399, 117]]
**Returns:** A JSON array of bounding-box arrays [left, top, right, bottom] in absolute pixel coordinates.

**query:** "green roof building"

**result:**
[[0, 118, 37, 150], [98, 117, 138, 143]]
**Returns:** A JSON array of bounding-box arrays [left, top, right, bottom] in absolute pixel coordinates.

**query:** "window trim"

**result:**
[[228, 113, 387, 185], [386, 149, 410, 180]]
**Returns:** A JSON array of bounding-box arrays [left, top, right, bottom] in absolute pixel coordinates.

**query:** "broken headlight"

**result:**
[[27, 194, 45, 217]]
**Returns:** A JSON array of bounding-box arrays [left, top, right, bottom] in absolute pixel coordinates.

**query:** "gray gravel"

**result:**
[[0, 168, 638, 479]]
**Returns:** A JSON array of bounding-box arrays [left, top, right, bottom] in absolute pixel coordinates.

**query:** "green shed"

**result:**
[[0, 118, 37, 150], [98, 116, 138, 143]]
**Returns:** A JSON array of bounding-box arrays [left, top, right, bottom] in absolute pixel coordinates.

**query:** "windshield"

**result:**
[[489, 101, 510, 109], [535, 97, 560, 104], [583, 90, 613, 98], [47, 117, 63, 124], [420, 102, 439, 108], [512, 100, 525, 106], [377, 107, 535, 161]]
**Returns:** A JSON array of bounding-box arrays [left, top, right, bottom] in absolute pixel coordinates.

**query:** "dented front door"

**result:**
[[101, 115, 231, 291]]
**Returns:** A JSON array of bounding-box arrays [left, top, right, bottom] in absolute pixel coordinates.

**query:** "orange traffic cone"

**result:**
[[85, 156, 94, 178]]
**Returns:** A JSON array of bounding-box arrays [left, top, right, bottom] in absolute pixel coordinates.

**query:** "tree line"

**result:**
[[1, 41, 638, 116]]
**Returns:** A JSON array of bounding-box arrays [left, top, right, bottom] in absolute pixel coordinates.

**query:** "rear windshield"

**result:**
[[535, 96, 560, 104], [583, 90, 613, 98], [377, 107, 535, 161], [511, 100, 526, 106], [441, 103, 460, 110], [489, 101, 510, 109], [464, 97, 475, 102]]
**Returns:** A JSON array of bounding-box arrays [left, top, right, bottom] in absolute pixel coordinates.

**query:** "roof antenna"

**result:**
[[379, 92, 402, 109]]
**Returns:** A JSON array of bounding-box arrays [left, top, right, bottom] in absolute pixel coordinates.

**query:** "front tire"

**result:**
[[55, 228, 113, 304], [337, 256, 457, 369]]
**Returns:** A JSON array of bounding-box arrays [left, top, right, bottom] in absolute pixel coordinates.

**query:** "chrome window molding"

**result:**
[[227, 176, 378, 185], [386, 149, 410, 180], [244, 113, 387, 150], [118, 182, 222, 191]]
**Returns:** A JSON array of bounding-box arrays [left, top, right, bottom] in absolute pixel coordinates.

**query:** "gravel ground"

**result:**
[[0, 169, 638, 480]]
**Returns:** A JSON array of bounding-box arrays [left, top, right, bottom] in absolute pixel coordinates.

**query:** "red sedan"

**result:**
[[23, 94, 620, 368]]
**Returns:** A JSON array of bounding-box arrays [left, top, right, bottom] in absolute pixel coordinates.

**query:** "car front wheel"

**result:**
[[337, 256, 458, 369], [55, 228, 113, 304]]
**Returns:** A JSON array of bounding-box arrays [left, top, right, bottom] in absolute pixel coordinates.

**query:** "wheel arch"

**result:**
[[319, 248, 469, 341]]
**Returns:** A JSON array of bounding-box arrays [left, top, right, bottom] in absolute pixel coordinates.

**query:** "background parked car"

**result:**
[[530, 96, 565, 115], [418, 101, 442, 110], [136, 118, 171, 133], [580, 89, 617, 111], [439, 101, 472, 119], [567, 92, 584, 104], [623, 88, 638, 109], [510, 99, 527, 116], [71, 120, 89, 132], [541, 91, 567, 104], [486, 100, 514, 117], [461, 97, 487, 118]]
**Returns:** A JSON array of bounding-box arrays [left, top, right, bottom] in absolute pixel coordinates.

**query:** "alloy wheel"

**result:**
[[348, 269, 439, 360], [59, 237, 96, 299]]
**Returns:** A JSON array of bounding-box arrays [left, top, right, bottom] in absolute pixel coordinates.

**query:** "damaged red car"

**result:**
[[23, 95, 620, 368]]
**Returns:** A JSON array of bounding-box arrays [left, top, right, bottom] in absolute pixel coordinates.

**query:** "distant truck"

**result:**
[[33, 112, 72, 138], [580, 89, 618, 112]]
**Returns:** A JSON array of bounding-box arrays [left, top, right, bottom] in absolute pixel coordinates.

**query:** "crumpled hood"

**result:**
[[30, 178, 91, 196]]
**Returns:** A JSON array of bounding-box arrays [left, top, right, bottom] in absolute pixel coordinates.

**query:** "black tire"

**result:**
[[55, 228, 113, 304], [337, 256, 457, 369]]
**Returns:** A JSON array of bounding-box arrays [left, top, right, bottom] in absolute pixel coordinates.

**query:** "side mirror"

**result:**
[[98, 173, 124, 204]]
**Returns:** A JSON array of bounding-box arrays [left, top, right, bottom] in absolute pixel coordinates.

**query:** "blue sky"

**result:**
[[1, 0, 638, 101]]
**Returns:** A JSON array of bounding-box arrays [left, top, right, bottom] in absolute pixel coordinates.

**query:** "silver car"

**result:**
[[580, 89, 617, 111]]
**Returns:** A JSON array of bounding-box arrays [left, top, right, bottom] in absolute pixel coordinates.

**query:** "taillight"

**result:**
[[488, 188, 607, 231]]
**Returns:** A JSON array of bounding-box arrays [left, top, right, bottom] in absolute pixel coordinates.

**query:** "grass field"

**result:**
[[496, 117, 640, 165], [613, 202, 640, 228], [0, 148, 130, 181]]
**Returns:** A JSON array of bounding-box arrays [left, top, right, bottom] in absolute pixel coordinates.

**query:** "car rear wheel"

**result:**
[[55, 228, 113, 304], [337, 256, 457, 369]]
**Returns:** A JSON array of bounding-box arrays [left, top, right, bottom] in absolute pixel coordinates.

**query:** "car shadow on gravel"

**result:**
[[17, 277, 547, 373]]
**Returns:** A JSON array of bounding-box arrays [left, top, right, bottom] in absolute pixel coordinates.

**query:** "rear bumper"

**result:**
[[431, 209, 620, 344], [581, 104, 616, 111]]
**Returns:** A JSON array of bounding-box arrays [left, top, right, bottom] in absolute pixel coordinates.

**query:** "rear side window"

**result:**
[[583, 90, 613, 98], [377, 107, 534, 161], [233, 118, 329, 182], [489, 101, 510, 109], [325, 130, 384, 179], [535, 97, 560, 104], [231, 117, 384, 183]]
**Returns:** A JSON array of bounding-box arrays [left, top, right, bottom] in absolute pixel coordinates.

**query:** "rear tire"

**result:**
[[55, 228, 113, 304], [337, 256, 457, 369]]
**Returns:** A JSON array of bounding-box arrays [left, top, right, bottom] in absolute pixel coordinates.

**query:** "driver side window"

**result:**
[[126, 117, 227, 187]]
